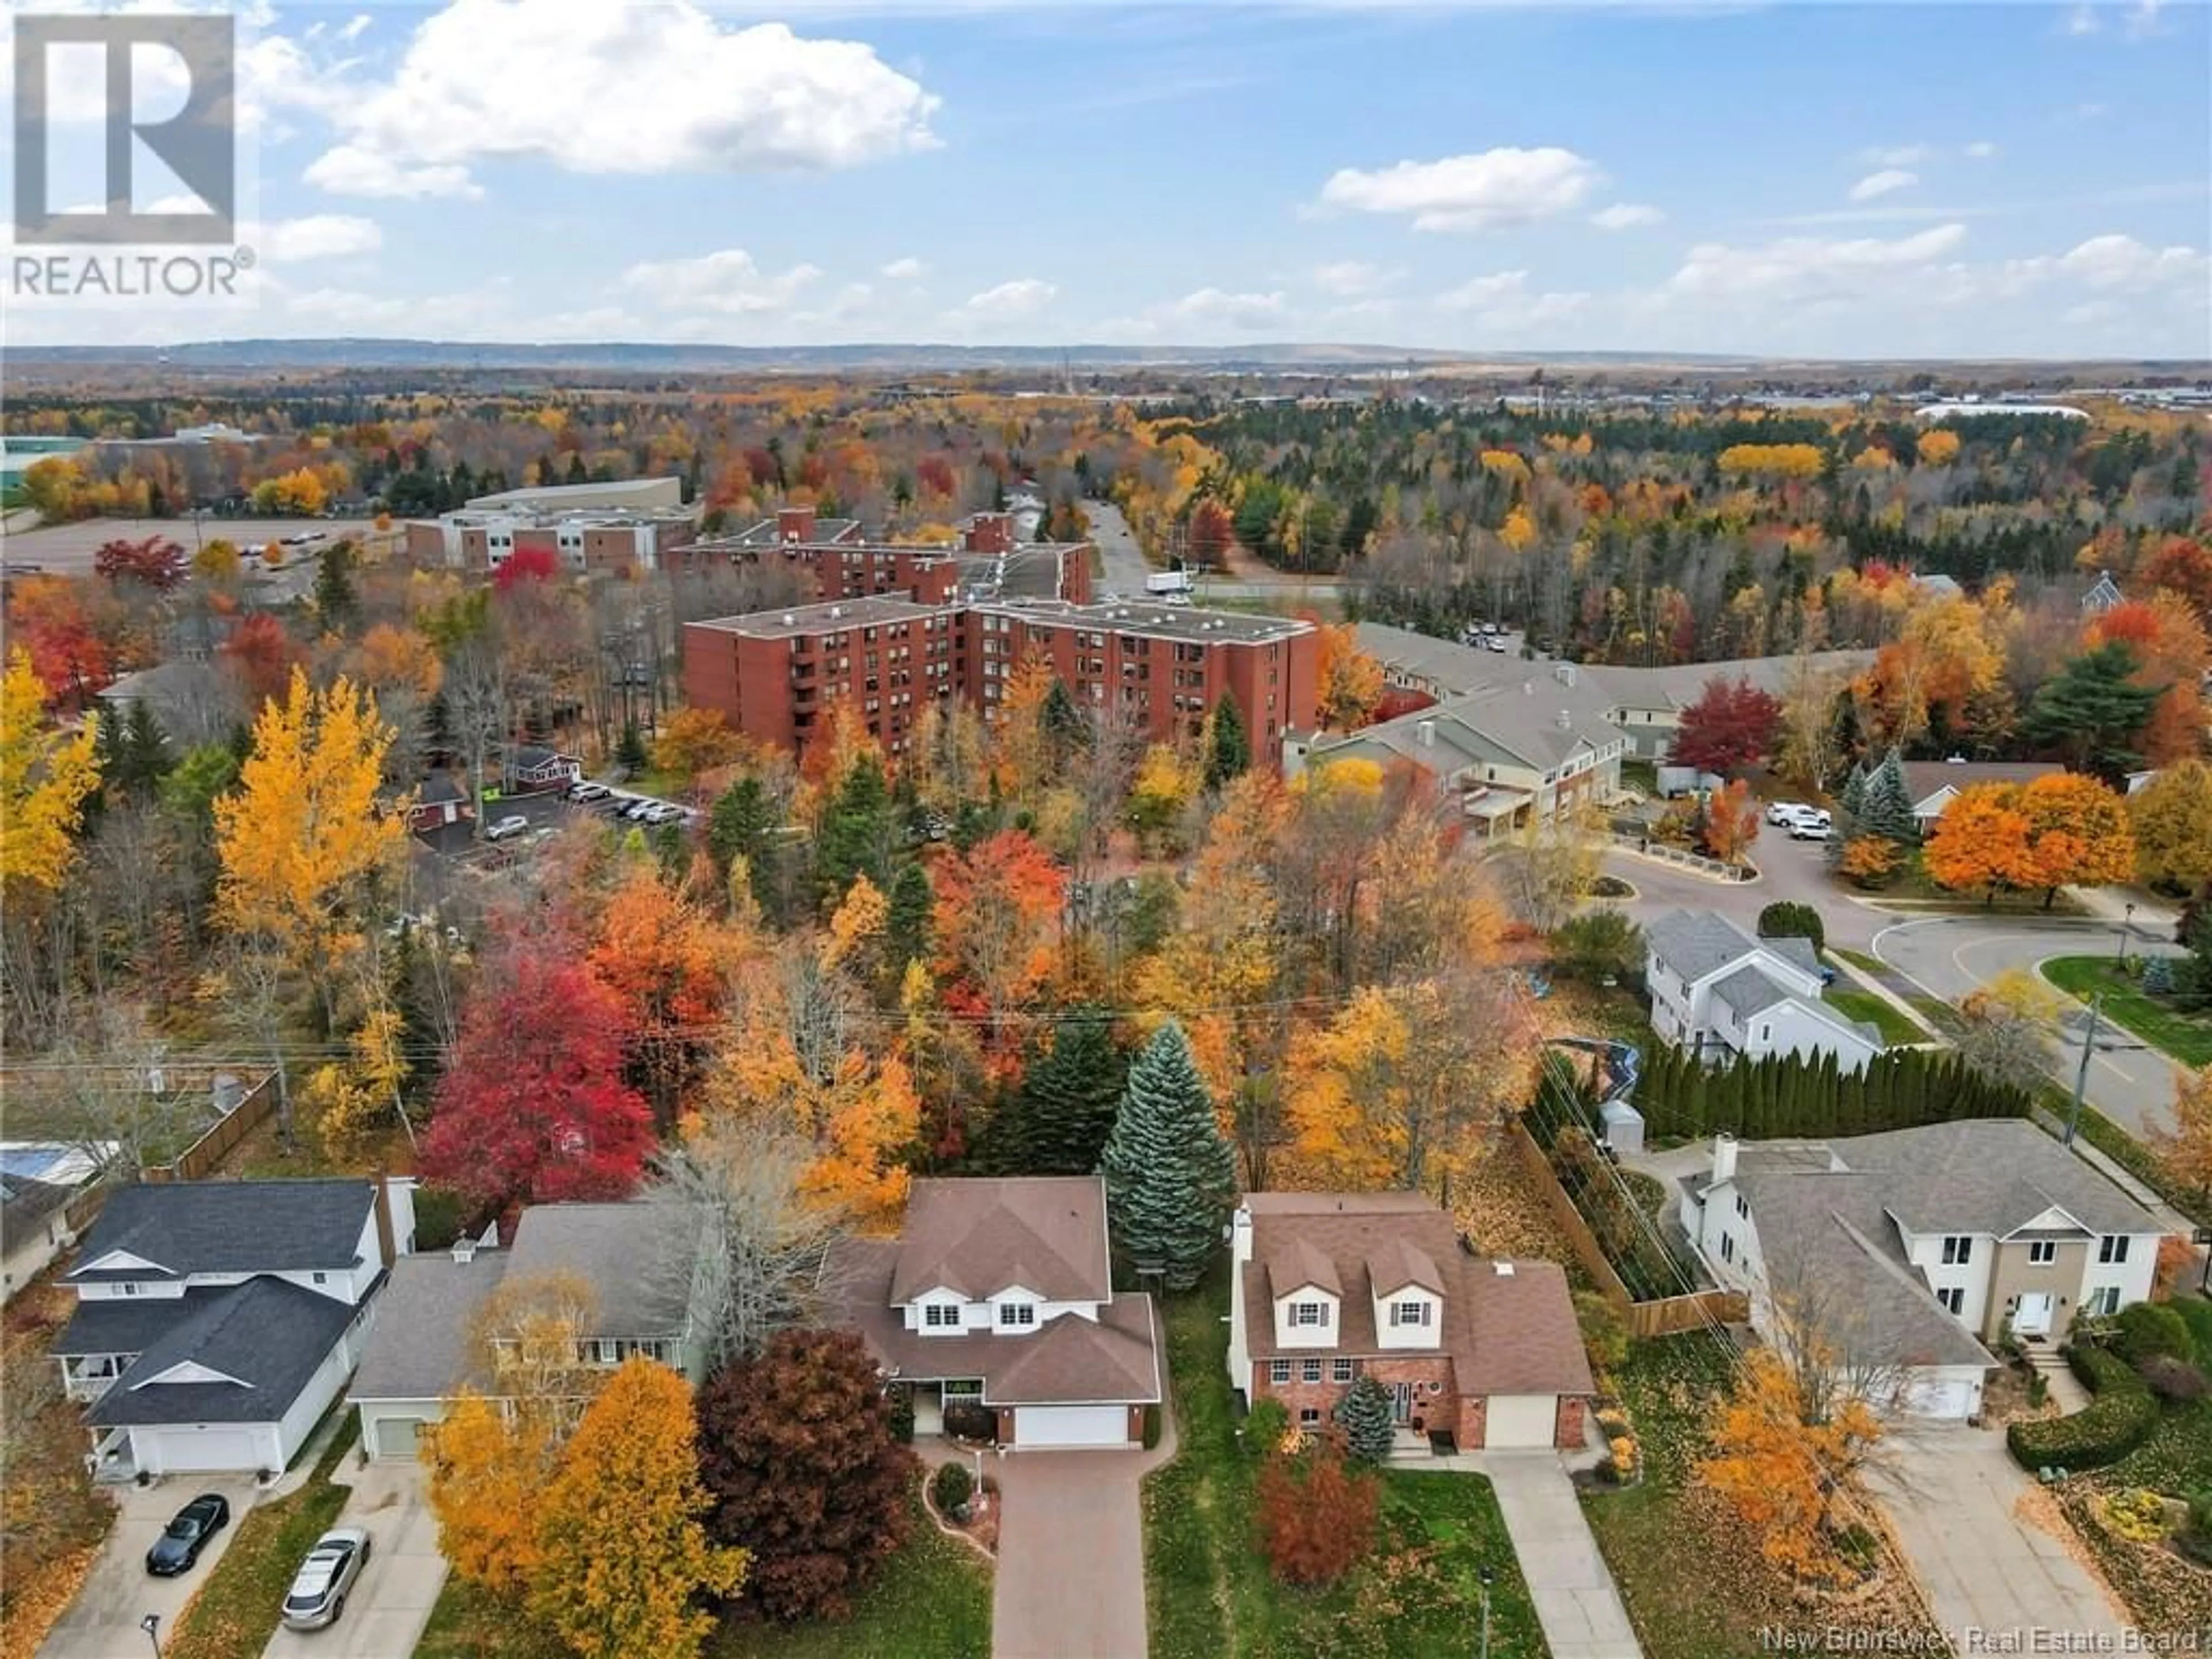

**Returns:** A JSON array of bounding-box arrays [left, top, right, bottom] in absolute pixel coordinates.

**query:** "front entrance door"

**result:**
[[2013, 1293, 2055, 1338], [1389, 1382, 1416, 1424]]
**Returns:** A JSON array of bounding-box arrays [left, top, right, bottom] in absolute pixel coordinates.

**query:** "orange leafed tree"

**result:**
[[423, 1389, 556, 1597], [2013, 771, 2135, 904], [1699, 1347, 1885, 1586], [1314, 623, 1384, 732], [930, 830, 1066, 1046], [2149, 1064, 2212, 1201], [589, 863, 745, 1123], [653, 707, 747, 783], [2084, 592, 2209, 767], [1922, 784, 2040, 904], [1254, 1444, 1380, 1588], [1699, 779, 1762, 865]]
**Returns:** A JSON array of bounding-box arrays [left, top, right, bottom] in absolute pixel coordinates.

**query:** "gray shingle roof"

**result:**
[[68, 1180, 374, 1282], [54, 1294, 197, 1358], [504, 1201, 699, 1340], [1711, 964, 1793, 1018], [1764, 937, 1823, 978], [350, 1249, 510, 1402], [1824, 1120, 2161, 1238], [1645, 910, 1764, 984], [86, 1277, 363, 1427]]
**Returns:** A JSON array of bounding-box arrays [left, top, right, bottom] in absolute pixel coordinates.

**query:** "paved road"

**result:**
[[1872, 1429, 2127, 1653], [1601, 830, 1887, 952], [263, 1462, 445, 1659], [1477, 1456, 1641, 1659], [40, 1476, 260, 1659], [1873, 915, 2187, 1135], [1083, 498, 1154, 600]]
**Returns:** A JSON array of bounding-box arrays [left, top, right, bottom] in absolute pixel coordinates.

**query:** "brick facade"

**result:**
[[1248, 1354, 1484, 1445], [1554, 1395, 1586, 1451]]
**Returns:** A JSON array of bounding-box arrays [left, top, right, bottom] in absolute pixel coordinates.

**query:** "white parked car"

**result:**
[[1789, 817, 1832, 842], [281, 1529, 370, 1631], [1766, 801, 1812, 826], [484, 814, 531, 842]]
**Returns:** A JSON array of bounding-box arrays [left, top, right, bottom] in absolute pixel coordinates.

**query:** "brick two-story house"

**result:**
[[1227, 1192, 1594, 1452]]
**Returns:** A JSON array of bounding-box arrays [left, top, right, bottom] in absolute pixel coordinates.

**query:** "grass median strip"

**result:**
[[2041, 956, 2212, 1067]]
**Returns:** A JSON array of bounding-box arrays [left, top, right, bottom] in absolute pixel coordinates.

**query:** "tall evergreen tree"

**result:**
[[884, 862, 935, 986], [312, 540, 358, 631], [1099, 1020, 1239, 1291], [2021, 640, 2163, 785], [1203, 696, 1251, 790], [1857, 749, 1919, 843], [1334, 1374, 1396, 1464], [1040, 679, 1085, 774], [813, 757, 896, 910], [1004, 1011, 1126, 1176], [1838, 760, 1870, 819]]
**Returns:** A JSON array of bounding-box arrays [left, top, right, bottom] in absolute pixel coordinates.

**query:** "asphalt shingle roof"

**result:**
[[504, 1201, 698, 1340], [349, 1249, 510, 1401], [1645, 910, 1767, 986], [1823, 1120, 2161, 1238], [1711, 964, 1793, 1018], [85, 1277, 364, 1428], [889, 1177, 1110, 1305], [67, 1180, 374, 1281]]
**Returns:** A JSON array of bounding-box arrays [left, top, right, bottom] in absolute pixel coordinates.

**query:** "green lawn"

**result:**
[[1143, 1273, 1550, 1659], [1828, 948, 1887, 977], [416, 1488, 988, 1659], [167, 1414, 358, 1659], [2041, 957, 2212, 1067], [1821, 987, 1924, 1047]]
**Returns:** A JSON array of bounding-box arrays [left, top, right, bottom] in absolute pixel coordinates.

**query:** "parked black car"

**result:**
[[146, 1493, 230, 1576]]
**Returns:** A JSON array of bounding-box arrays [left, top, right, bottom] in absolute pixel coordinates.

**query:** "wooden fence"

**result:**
[[1504, 1116, 1749, 1340], [142, 1070, 279, 1183]]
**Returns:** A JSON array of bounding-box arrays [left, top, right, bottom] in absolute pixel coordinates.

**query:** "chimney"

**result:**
[[1556, 709, 1572, 730], [1554, 661, 1576, 687], [452, 1237, 477, 1265], [1711, 1132, 1738, 1185], [1229, 1205, 1255, 1267], [1417, 718, 1436, 747], [777, 505, 816, 544], [372, 1171, 397, 1268]]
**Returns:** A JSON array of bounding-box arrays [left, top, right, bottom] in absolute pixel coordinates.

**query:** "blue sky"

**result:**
[[8, 0, 2210, 355]]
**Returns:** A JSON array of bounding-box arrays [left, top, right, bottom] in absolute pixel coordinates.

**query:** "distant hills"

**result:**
[[9, 338, 1761, 373]]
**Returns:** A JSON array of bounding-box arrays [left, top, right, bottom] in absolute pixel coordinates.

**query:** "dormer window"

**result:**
[[1290, 1301, 1330, 1328], [923, 1304, 961, 1328], [997, 1303, 1037, 1329], [1389, 1300, 1433, 1329]]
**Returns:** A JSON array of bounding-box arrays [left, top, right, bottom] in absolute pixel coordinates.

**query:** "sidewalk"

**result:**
[[1400, 1455, 1643, 1659]]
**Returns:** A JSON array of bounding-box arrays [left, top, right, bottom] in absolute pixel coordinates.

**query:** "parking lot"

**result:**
[[0, 516, 380, 577], [413, 784, 698, 862]]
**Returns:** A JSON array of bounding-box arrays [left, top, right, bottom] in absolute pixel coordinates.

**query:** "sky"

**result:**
[[5, 0, 2210, 358]]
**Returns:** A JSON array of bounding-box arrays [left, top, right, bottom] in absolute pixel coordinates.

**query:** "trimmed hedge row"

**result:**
[[2008, 1346, 2158, 1472]]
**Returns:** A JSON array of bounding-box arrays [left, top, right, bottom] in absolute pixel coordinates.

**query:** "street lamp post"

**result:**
[[2117, 903, 2137, 965], [2065, 991, 2104, 1148], [141, 1613, 161, 1656], [1477, 1566, 1495, 1659]]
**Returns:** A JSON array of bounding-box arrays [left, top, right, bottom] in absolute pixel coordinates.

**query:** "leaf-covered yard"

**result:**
[[1580, 1337, 1947, 1659], [1143, 1272, 1551, 1659]]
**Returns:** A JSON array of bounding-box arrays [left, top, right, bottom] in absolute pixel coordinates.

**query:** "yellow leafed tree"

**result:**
[[423, 1389, 556, 1596], [1699, 1347, 1885, 1586], [528, 1358, 744, 1659], [213, 668, 404, 973], [302, 1006, 408, 1162], [1, 647, 101, 893]]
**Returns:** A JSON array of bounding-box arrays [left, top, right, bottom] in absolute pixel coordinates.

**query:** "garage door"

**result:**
[[1017, 1405, 1131, 1448], [1901, 1373, 1980, 1421], [373, 1415, 428, 1459], [139, 1426, 262, 1473], [1484, 1395, 1559, 1449]]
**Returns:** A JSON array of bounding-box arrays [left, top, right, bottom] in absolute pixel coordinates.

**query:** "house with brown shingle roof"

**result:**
[[1228, 1192, 1594, 1452], [830, 1176, 1162, 1449]]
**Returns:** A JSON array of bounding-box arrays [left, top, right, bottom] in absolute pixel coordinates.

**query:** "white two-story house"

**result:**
[[1645, 910, 1882, 1074], [1680, 1121, 2167, 1421], [54, 1178, 414, 1479], [831, 1175, 1162, 1449], [1225, 1191, 1595, 1452]]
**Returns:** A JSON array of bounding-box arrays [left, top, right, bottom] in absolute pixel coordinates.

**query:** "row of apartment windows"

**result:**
[[1270, 1357, 1359, 1385], [1942, 1234, 2131, 1266]]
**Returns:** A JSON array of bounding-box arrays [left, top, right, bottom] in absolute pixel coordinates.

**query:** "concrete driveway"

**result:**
[[1874, 915, 2187, 1134], [987, 1425, 1177, 1659], [1872, 1427, 2127, 1652], [1478, 1455, 1641, 1659], [39, 1477, 260, 1659], [263, 1462, 445, 1659]]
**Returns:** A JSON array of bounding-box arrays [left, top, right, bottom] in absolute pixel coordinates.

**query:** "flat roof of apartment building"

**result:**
[[685, 596, 957, 639], [983, 598, 1313, 646]]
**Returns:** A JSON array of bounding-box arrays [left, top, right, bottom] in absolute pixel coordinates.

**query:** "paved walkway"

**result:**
[[1472, 1453, 1643, 1659], [1872, 1428, 2127, 1653], [934, 1412, 1178, 1659], [40, 1476, 262, 1659]]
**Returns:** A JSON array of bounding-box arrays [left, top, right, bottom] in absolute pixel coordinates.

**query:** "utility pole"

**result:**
[[2064, 991, 2103, 1147]]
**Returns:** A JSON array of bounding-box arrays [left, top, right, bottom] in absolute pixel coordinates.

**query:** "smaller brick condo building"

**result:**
[[1228, 1192, 1594, 1452]]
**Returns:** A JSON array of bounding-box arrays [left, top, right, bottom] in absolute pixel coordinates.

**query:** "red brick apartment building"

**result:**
[[667, 507, 1092, 608], [681, 595, 1317, 764]]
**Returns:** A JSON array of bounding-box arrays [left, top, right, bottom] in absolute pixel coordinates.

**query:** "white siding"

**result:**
[[1904, 1231, 1991, 1337], [132, 1423, 276, 1475], [1272, 1289, 1340, 1349], [2080, 1235, 2158, 1320], [272, 1339, 359, 1469], [1372, 1287, 1444, 1351], [1745, 1001, 1880, 1075]]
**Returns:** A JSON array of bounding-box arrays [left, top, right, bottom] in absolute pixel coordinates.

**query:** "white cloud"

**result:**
[[2020, 233, 2211, 293], [1965, 140, 2001, 160], [1860, 143, 1933, 168], [306, 1, 938, 200], [619, 248, 821, 314], [2063, 3, 2101, 33], [1311, 261, 1400, 297], [305, 146, 482, 200], [1667, 224, 1969, 302], [2126, 0, 2166, 38], [957, 278, 1056, 318], [1849, 169, 1919, 202], [1316, 146, 1602, 232], [1434, 270, 1589, 334], [2063, 101, 2109, 120], [880, 257, 927, 280], [1161, 288, 1289, 330], [1590, 203, 1663, 231], [261, 215, 384, 262]]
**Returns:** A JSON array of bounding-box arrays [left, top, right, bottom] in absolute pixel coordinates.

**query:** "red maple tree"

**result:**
[[492, 544, 560, 592], [420, 949, 654, 1214], [221, 612, 302, 708], [1670, 674, 1783, 774], [94, 535, 190, 592]]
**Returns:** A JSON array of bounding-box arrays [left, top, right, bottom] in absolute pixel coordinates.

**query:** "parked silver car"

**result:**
[[484, 814, 532, 842], [281, 1528, 370, 1631]]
